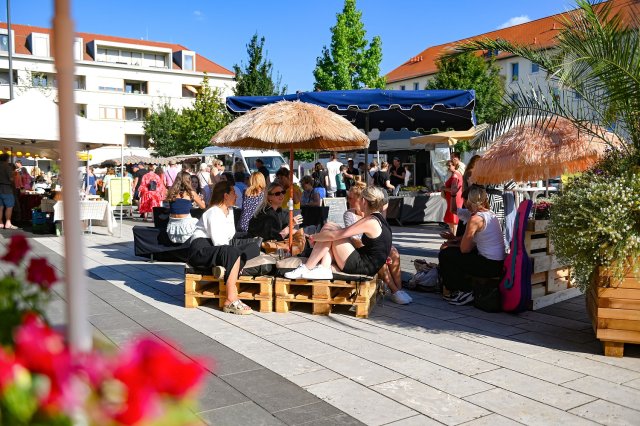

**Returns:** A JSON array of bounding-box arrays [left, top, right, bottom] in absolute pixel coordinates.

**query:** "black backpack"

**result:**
[[148, 180, 157, 191]]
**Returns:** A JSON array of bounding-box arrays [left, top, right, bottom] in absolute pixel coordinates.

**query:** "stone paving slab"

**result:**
[[3, 220, 640, 425]]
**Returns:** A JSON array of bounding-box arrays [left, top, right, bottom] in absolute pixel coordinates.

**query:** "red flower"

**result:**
[[26, 258, 58, 290], [0, 348, 18, 393], [2, 234, 30, 265]]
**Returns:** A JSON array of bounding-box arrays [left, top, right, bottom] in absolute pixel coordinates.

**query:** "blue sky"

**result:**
[[4, 0, 574, 91]]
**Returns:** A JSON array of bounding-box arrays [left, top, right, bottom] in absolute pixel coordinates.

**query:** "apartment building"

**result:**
[[385, 0, 636, 108], [0, 23, 235, 164]]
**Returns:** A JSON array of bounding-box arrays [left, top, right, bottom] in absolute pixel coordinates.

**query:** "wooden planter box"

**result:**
[[587, 261, 640, 357]]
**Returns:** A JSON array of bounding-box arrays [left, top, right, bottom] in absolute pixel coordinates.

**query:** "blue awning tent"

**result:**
[[225, 89, 476, 133]]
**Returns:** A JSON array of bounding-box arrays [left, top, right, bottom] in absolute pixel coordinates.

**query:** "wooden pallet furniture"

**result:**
[[184, 267, 274, 312], [587, 261, 640, 357], [274, 272, 378, 318], [526, 219, 580, 310]]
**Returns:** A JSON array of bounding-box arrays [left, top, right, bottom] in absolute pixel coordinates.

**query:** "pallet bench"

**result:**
[[274, 272, 378, 318]]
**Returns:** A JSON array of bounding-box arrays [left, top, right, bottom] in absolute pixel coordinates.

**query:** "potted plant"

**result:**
[[452, 1, 640, 355]]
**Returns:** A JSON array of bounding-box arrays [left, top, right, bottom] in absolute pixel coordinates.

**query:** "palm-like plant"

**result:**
[[453, 0, 639, 154]]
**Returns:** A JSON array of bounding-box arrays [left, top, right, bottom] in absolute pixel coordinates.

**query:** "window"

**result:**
[[31, 34, 50, 57], [531, 62, 540, 73], [74, 38, 83, 60], [32, 73, 50, 87], [183, 54, 194, 71], [0, 35, 8, 52], [99, 106, 123, 120], [413, 82, 420, 90], [0, 70, 17, 85], [400, 85, 406, 90], [124, 80, 147, 94], [126, 134, 145, 148], [511, 63, 519, 82], [74, 76, 86, 90], [125, 108, 148, 121]]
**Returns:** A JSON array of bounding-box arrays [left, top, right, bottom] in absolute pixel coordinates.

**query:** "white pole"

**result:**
[[53, 0, 91, 352], [120, 141, 124, 238]]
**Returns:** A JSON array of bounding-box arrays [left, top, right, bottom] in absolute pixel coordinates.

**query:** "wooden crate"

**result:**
[[587, 263, 640, 357], [185, 272, 274, 313], [274, 277, 378, 318]]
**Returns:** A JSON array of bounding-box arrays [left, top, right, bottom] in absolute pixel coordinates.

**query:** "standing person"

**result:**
[[451, 152, 466, 174], [188, 181, 259, 315], [132, 162, 148, 203], [210, 159, 225, 185], [164, 160, 179, 188], [83, 167, 97, 195], [335, 165, 347, 198], [233, 171, 248, 209], [138, 167, 163, 222], [166, 171, 205, 244], [389, 157, 405, 194], [102, 168, 116, 201], [0, 154, 17, 229], [254, 158, 271, 185], [443, 160, 463, 235], [300, 175, 322, 206], [311, 162, 328, 199], [239, 172, 266, 232], [343, 159, 358, 190], [325, 152, 342, 198], [372, 161, 394, 217], [197, 163, 212, 204], [403, 164, 412, 187]]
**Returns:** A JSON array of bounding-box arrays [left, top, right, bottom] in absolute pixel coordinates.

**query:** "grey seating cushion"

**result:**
[[185, 253, 276, 277]]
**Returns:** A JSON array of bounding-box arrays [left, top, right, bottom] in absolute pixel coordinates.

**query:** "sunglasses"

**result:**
[[269, 191, 286, 196]]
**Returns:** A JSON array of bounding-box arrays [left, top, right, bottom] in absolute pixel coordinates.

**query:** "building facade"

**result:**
[[0, 23, 235, 164], [385, 0, 635, 110]]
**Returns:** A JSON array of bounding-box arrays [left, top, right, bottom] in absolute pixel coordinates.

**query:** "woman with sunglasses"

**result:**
[[247, 182, 302, 243]]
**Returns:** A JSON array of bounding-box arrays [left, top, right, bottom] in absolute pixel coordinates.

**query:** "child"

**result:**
[[336, 165, 347, 197]]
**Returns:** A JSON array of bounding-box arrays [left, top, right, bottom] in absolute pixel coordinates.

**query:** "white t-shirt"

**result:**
[[190, 205, 235, 246], [404, 170, 411, 186], [326, 160, 343, 193]]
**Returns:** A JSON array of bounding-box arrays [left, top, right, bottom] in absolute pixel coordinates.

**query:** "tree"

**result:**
[[427, 52, 505, 125], [313, 0, 385, 91], [233, 33, 287, 96], [143, 101, 183, 157], [178, 74, 232, 154]]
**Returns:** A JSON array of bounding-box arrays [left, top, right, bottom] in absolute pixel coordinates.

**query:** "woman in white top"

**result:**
[[187, 180, 258, 315], [438, 186, 506, 306], [197, 163, 212, 204]]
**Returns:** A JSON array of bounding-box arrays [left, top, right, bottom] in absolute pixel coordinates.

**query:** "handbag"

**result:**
[[148, 180, 157, 191], [261, 229, 306, 256]]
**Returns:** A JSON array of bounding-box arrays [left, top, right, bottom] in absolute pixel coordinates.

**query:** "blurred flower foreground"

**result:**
[[0, 235, 208, 426]]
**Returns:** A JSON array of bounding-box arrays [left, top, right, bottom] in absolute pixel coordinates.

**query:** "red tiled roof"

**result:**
[[386, 0, 639, 83], [0, 23, 234, 76]]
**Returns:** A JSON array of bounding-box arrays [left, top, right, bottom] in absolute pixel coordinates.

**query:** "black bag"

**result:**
[[148, 180, 157, 191], [473, 278, 502, 313]]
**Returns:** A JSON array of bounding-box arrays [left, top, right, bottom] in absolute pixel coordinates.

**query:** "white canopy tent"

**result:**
[[0, 90, 122, 158]]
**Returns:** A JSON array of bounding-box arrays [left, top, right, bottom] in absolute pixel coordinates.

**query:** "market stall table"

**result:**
[[41, 198, 116, 234], [386, 192, 447, 225]]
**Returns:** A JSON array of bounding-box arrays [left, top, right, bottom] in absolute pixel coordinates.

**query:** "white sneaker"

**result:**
[[301, 266, 333, 280], [390, 291, 411, 305], [396, 290, 413, 303], [284, 264, 311, 279]]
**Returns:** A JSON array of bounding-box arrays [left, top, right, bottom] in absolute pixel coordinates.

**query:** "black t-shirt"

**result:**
[[373, 171, 390, 190], [258, 166, 270, 183], [389, 165, 405, 186], [247, 206, 286, 241], [312, 170, 328, 188], [345, 166, 359, 189], [134, 168, 148, 191]]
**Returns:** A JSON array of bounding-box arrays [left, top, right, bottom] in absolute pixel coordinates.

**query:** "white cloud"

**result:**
[[193, 10, 205, 21], [497, 15, 531, 29]]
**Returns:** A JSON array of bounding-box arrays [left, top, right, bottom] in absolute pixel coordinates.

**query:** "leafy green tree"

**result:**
[[143, 101, 183, 157], [427, 52, 505, 125], [313, 0, 385, 90], [233, 33, 287, 96], [178, 74, 232, 154]]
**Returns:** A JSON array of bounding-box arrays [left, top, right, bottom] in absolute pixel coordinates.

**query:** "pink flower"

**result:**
[[26, 258, 58, 290], [0, 348, 18, 393], [2, 234, 30, 265]]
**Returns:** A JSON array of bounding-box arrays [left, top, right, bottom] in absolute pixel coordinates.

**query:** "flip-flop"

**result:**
[[6, 225, 17, 230]]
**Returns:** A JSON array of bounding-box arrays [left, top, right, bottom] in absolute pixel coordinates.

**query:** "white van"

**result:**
[[202, 147, 288, 183]]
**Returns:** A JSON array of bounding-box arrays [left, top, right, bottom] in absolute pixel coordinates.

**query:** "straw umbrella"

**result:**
[[471, 117, 621, 185], [211, 100, 369, 250]]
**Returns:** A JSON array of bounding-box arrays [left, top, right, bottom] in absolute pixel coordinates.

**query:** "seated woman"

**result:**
[[188, 181, 258, 315], [300, 175, 322, 207], [239, 172, 266, 232], [166, 171, 205, 243], [285, 187, 391, 280], [438, 186, 506, 306], [344, 182, 411, 304]]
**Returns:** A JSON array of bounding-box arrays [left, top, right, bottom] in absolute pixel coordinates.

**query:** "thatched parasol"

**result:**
[[211, 100, 369, 250], [471, 118, 621, 185]]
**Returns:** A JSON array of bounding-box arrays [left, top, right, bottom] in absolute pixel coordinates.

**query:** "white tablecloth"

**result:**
[[42, 200, 116, 234]]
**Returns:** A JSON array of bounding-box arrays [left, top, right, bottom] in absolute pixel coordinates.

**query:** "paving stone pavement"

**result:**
[[2, 220, 639, 426]]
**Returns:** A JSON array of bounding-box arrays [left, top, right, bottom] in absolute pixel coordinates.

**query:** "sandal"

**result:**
[[6, 225, 17, 230], [223, 300, 253, 315]]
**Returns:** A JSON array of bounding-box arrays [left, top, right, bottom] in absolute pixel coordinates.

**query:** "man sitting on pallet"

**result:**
[[285, 187, 392, 280]]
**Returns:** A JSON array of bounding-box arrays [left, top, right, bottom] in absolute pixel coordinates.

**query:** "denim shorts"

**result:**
[[0, 193, 15, 208]]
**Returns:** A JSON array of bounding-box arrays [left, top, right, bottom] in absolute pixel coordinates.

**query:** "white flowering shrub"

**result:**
[[549, 159, 640, 291]]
